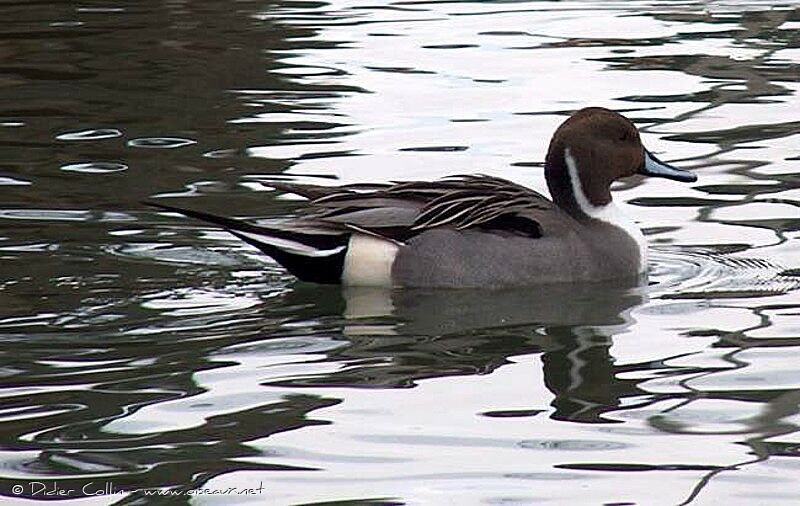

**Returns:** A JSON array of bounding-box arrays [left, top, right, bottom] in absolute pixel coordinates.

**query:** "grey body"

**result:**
[[393, 212, 642, 288], [312, 184, 644, 287]]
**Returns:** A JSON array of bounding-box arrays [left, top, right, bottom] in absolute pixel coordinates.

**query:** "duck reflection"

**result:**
[[282, 280, 647, 423], [542, 326, 640, 423]]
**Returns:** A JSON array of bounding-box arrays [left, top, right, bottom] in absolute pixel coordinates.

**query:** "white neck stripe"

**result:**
[[564, 147, 599, 217], [564, 148, 648, 272]]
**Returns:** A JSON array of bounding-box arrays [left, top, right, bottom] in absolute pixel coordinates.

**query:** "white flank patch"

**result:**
[[564, 148, 648, 271], [236, 231, 345, 257], [342, 233, 399, 286]]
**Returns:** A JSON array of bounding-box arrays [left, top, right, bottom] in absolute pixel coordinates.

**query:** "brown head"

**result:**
[[544, 107, 696, 219]]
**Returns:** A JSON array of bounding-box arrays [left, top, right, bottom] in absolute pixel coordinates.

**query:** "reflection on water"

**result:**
[[0, 1, 799, 504]]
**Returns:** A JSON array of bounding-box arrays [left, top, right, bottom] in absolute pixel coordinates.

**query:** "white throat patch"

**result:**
[[564, 148, 648, 272]]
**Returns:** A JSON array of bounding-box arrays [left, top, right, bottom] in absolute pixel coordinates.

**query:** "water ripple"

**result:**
[[127, 137, 197, 149], [650, 248, 800, 299], [55, 128, 122, 141], [61, 162, 128, 174]]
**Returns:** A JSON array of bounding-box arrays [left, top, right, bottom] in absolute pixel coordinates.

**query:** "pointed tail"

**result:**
[[145, 201, 349, 284]]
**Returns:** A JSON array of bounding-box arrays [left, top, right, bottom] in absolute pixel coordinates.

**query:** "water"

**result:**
[[1, 0, 799, 504]]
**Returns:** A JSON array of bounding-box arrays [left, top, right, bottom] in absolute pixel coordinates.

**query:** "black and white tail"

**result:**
[[147, 202, 349, 284]]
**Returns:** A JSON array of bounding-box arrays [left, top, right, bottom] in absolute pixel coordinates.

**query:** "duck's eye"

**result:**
[[619, 131, 629, 141]]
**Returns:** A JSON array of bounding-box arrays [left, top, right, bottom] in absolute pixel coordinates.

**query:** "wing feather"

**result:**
[[267, 174, 552, 240]]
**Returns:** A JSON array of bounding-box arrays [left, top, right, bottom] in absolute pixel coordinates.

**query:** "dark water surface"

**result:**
[[1, 1, 799, 504]]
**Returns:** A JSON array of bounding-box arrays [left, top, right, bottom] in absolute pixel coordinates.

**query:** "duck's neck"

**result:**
[[545, 147, 648, 268], [545, 147, 612, 220]]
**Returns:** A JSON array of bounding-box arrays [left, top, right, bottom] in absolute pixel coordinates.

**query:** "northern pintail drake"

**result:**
[[151, 107, 696, 288]]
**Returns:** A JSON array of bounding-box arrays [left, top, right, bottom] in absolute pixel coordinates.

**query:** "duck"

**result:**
[[149, 107, 696, 288]]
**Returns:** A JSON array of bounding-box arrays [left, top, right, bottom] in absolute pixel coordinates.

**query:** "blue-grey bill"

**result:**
[[641, 150, 697, 182]]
